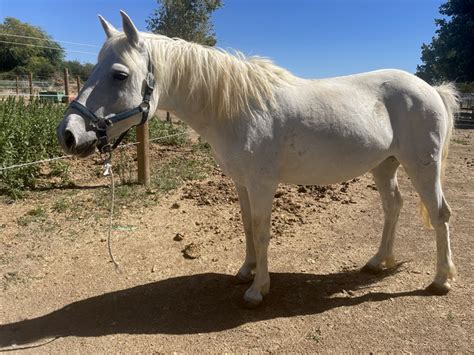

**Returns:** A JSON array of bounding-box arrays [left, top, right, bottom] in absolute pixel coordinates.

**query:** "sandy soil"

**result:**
[[0, 130, 473, 353]]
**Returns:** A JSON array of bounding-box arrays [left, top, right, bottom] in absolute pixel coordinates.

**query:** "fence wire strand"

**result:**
[[0, 131, 187, 172], [0, 40, 98, 55], [0, 32, 100, 48]]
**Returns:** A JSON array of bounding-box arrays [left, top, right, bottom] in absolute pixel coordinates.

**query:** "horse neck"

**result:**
[[152, 41, 222, 137], [157, 91, 212, 133]]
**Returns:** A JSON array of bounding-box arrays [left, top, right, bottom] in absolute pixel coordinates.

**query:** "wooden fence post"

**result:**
[[15, 76, 19, 96], [28, 73, 33, 98], [136, 122, 150, 185], [63, 68, 70, 103], [76, 75, 81, 94]]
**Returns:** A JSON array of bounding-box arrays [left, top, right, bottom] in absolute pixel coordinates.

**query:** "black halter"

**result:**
[[68, 59, 155, 153]]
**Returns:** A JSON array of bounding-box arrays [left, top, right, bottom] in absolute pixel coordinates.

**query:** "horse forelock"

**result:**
[[103, 32, 296, 120]]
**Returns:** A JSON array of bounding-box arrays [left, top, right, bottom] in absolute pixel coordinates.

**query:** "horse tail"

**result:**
[[420, 83, 460, 229]]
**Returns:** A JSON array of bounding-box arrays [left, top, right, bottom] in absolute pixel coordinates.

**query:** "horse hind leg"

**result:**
[[403, 162, 456, 294], [363, 157, 403, 272]]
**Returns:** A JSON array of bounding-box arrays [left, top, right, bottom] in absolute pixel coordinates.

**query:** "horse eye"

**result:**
[[113, 72, 128, 81]]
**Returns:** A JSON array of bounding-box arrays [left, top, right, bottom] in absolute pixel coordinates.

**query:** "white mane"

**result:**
[[103, 33, 297, 119]]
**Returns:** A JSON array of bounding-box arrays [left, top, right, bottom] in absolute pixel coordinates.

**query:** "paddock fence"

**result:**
[[0, 69, 81, 103], [456, 94, 474, 129]]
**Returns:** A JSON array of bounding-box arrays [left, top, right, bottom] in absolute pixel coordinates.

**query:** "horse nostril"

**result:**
[[64, 129, 76, 149]]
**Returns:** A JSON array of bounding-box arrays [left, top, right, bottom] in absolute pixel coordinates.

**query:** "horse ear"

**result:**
[[98, 15, 119, 38], [120, 10, 140, 47]]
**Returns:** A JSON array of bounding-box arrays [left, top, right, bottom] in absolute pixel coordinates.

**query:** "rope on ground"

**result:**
[[102, 156, 121, 273]]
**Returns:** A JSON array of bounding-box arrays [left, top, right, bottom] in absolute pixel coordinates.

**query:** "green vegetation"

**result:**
[[153, 155, 211, 192], [0, 98, 214, 200], [0, 97, 67, 197], [62, 60, 95, 82], [52, 197, 71, 213], [147, 0, 223, 46], [0, 17, 64, 77], [452, 138, 468, 145], [17, 206, 47, 226], [150, 118, 189, 146], [416, 0, 473, 90]]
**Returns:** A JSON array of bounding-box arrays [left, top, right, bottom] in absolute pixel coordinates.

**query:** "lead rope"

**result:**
[[102, 153, 121, 273]]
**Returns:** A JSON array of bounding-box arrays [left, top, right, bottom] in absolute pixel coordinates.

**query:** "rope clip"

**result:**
[[101, 151, 113, 176]]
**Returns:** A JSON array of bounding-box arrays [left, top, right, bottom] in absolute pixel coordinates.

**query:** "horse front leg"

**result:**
[[242, 181, 277, 307], [235, 183, 256, 283]]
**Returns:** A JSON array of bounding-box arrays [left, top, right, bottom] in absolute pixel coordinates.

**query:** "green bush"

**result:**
[[0, 99, 190, 198], [0, 97, 66, 197]]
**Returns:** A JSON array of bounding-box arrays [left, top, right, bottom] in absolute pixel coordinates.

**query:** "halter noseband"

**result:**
[[68, 56, 155, 153]]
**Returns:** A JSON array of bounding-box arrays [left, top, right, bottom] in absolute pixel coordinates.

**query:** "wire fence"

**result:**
[[0, 71, 82, 102]]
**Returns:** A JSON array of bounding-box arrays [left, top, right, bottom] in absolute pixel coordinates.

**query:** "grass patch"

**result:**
[[452, 138, 468, 145], [17, 206, 47, 226], [150, 119, 188, 146], [193, 136, 212, 154], [153, 156, 211, 192], [52, 198, 71, 213], [306, 328, 322, 343]]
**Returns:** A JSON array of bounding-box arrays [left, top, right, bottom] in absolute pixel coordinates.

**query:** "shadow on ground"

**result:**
[[0, 266, 431, 347]]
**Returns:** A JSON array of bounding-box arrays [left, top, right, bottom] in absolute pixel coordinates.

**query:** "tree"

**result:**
[[0, 17, 64, 77], [146, 0, 223, 46], [62, 60, 94, 82], [147, 0, 222, 122], [416, 0, 474, 87]]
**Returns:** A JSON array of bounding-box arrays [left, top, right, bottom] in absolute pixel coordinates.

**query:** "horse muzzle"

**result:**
[[57, 113, 98, 157]]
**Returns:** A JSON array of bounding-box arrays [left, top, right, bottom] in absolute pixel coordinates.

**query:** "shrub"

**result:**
[[0, 97, 66, 197]]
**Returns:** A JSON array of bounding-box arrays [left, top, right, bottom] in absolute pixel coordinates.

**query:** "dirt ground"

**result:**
[[0, 130, 472, 353]]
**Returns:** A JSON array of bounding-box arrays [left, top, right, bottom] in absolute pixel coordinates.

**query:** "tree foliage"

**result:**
[[416, 0, 474, 86], [0, 17, 64, 77], [0, 18, 94, 81], [146, 0, 223, 46], [62, 60, 95, 82]]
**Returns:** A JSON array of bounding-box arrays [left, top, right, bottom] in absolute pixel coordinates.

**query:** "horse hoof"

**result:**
[[361, 263, 382, 274], [426, 282, 451, 295], [243, 289, 263, 308]]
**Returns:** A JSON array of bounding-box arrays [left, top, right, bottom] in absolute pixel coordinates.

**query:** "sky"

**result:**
[[0, 0, 444, 79]]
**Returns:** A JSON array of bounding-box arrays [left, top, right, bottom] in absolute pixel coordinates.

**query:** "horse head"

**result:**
[[57, 11, 157, 156]]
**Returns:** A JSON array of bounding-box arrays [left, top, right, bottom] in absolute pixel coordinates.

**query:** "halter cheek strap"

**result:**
[[69, 66, 155, 153]]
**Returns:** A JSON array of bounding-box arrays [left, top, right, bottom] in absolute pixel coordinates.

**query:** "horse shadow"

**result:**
[[0, 265, 431, 347]]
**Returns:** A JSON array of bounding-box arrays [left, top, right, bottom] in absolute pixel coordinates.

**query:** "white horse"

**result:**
[[57, 11, 459, 306]]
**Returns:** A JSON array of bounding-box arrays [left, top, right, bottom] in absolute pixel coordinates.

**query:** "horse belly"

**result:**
[[279, 126, 393, 185]]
